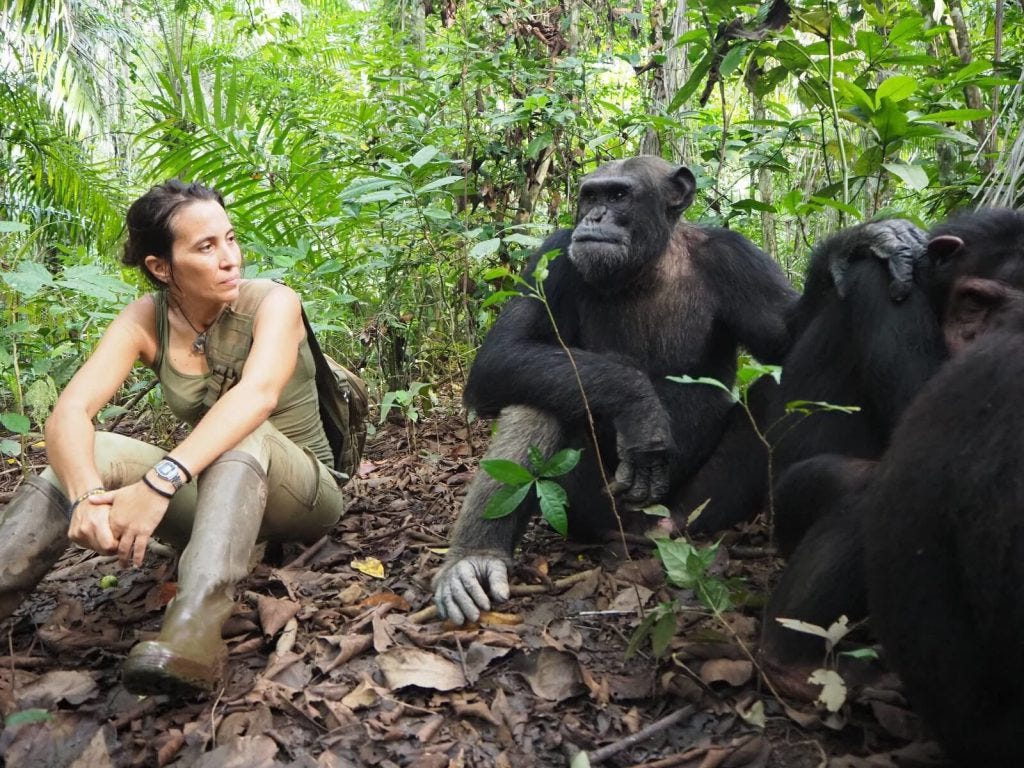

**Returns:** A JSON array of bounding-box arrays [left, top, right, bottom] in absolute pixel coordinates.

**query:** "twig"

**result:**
[[110, 697, 160, 729], [0, 655, 52, 669], [284, 535, 329, 569], [587, 705, 695, 764], [108, 379, 159, 433]]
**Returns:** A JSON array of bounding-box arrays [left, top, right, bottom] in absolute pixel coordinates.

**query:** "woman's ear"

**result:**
[[144, 255, 171, 285]]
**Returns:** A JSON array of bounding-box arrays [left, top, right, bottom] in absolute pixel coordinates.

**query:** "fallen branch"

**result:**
[[284, 535, 329, 569], [587, 705, 695, 764]]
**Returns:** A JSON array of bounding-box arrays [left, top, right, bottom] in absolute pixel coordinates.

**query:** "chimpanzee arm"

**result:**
[[700, 229, 799, 364]]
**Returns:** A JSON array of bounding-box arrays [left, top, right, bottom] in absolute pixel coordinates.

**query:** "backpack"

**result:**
[[299, 309, 369, 483]]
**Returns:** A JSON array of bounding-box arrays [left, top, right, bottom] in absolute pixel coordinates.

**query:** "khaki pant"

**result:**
[[42, 421, 344, 549]]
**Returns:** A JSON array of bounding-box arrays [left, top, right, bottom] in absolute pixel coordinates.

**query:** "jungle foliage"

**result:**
[[1, 0, 1021, 460]]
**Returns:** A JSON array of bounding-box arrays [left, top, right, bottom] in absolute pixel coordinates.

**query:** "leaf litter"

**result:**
[[0, 408, 952, 767]]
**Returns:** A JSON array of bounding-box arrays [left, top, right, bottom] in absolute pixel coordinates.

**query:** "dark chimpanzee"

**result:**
[[433, 156, 799, 625], [864, 210, 1024, 767], [759, 219, 946, 676], [762, 211, 1024, 724]]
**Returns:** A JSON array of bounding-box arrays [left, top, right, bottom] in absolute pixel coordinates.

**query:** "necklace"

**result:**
[[173, 299, 224, 355]]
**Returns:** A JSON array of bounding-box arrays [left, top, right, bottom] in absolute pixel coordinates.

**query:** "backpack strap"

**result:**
[[202, 280, 279, 408]]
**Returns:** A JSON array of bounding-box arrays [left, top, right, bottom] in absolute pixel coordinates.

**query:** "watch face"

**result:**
[[155, 460, 184, 488]]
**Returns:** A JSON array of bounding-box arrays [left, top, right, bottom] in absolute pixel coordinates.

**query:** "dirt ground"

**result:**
[[0, 408, 949, 768]]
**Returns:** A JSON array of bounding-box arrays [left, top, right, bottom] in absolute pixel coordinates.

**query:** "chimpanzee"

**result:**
[[762, 210, 1024, 707], [433, 156, 800, 625], [865, 214, 1024, 766], [759, 220, 946, 673]]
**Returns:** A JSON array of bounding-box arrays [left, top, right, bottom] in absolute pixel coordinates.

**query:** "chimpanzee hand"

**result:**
[[830, 219, 927, 302], [610, 436, 673, 508], [433, 554, 511, 625]]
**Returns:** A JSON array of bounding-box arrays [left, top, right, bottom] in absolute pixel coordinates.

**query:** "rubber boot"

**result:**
[[122, 451, 267, 697], [0, 476, 70, 622]]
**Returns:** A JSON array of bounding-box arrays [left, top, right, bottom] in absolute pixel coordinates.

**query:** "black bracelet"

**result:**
[[141, 473, 175, 499], [162, 455, 193, 483]]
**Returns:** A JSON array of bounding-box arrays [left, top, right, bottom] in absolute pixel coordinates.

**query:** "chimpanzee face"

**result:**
[[568, 157, 696, 290]]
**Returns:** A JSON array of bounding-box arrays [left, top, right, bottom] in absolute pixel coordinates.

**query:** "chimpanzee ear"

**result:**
[[666, 166, 696, 214], [926, 234, 965, 265]]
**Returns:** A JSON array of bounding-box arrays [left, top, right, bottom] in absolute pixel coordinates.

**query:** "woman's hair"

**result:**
[[122, 180, 225, 288]]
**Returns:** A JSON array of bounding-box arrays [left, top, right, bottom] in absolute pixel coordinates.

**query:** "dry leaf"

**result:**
[[700, 659, 754, 687], [359, 592, 411, 611], [511, 648, 585, 702], [17, 670, 99, 708], [351, 557, 386, 578], [257, 595, 300, 637], [341, 678, 382, 710], [377, 647, 467, 691]]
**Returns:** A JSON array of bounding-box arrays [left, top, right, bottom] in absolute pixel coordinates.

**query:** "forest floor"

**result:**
[[0, 406, 949, 768]]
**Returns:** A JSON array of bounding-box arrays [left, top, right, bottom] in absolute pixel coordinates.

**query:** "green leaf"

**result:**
[[480, 290, 521, 309], [409, 146, 439, 168], [1, 413, 31, 434], [537, 479, 569, 536], [667, 374, 736, 400], [4, 709, 52, 727], [0, 221, 29, 233], [719, 43, 748, 79], [480, 459, 535, 485], [469, 238, 501, 259], [538, 447, 581, 478], [527, 445, 545, 474], [3, 262, 54, 298], [875, 75, 916, 106], [650, 608, 678, 657], [0, 439, 20, 457], [482, 482, 532, 519], [834, 79, 875, 115], [809, 196, 862, 218], [840, 647, 880, 660], [883, 162, 929, 190], [415, 175, 466, 194], [570, 751, 592, 768], [915, 108, 991, 123]]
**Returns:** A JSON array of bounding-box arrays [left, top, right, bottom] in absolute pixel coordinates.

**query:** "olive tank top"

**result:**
[[153, 280, 334, 466]]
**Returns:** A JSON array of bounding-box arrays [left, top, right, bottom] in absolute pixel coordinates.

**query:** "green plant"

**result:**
[[627, 537, 744, 658], [480, 446, 581, 536]]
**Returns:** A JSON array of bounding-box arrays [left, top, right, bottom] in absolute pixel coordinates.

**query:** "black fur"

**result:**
[[457, 156, 797, 550]]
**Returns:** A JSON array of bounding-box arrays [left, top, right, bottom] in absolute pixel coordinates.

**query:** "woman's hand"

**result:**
[[68, 497, 119, 555], [95, 483, 172, 568]]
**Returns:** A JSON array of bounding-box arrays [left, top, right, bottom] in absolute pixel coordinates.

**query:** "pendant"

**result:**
[[192, 332, 208, 355]]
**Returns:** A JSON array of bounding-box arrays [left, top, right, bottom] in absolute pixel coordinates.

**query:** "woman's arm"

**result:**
[[107, 284, 305, 566], [45, 297, 158, 553]]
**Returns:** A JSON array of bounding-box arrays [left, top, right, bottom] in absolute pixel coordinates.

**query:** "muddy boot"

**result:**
[[122, 451, 267, 697], [0, 476, 70, 622]]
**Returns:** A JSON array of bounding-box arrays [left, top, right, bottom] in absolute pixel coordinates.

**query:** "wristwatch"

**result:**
[[153, 459, 187, 491]]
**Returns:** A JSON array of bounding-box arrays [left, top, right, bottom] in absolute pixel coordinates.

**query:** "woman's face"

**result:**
[[148, 199, 243, 305]]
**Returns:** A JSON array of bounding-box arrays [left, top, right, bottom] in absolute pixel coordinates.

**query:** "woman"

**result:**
[[0, 180, 345, 696]]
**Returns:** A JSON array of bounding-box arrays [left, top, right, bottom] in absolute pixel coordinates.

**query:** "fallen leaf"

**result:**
[[609, 585, 653, 612], [359, 592, 411, 611], [511, 648, 585, 702], [257, 595, 300, 637], [351, 557, 386, 578], [341, 678, 383, 710], [700, 658, 754, 687], [17, 671, 99, 708], [463, 642, 512, 684], [377, 647, 467, 691]]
